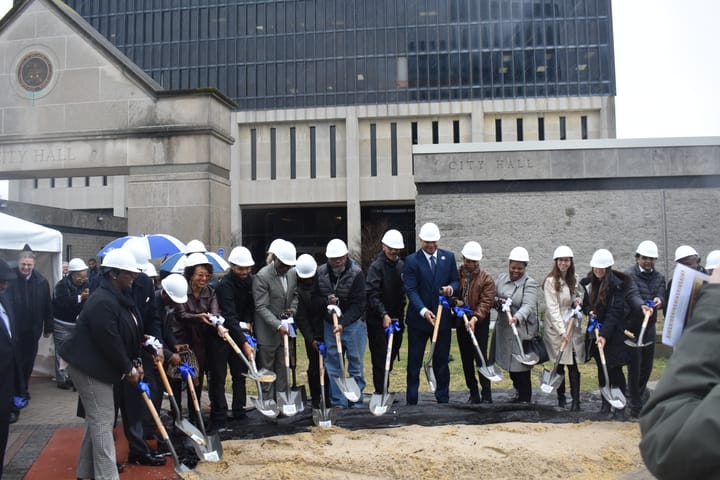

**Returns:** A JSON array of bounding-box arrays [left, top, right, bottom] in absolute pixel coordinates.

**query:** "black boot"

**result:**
[[569, 367, 581, 411], [557, 394, 566, 408]]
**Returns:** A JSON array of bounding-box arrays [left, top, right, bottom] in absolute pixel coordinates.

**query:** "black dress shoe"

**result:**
[[127, 453, 166, 466], [117, 463, 124, 473], [9, 411, 19, 424], [570, 400, 580, 412], [467, 394, 482, 404]]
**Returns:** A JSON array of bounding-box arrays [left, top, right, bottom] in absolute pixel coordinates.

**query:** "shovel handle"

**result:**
[[186, 371, 202, 413], [384, 332, 394, 370], [283, 333, 291, 369], [594, 328, 608, 365], [141, 391, 170, 442], [155, 357, 175, 399], [640, 309, 652, 328], [332, 313, 344, 356], [431, 303, 443, 343], [318, 351, 325, 387]]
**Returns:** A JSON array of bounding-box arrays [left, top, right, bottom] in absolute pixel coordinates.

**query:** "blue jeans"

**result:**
[[323, 319, 367, 408], [406, 325, 451, 404]]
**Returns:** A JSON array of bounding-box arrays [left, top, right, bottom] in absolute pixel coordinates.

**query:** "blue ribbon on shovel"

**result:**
[[317, 341, 326, 357], [438, 295, 450, 309], [13, 396, 28, 409], [179, 361, 196, 379], [587, 315, 603, 333], [453, 305, 473, 318], [137, 381, 151, 397], [244, 333, 258, 350], [385, 320, 401, 338]]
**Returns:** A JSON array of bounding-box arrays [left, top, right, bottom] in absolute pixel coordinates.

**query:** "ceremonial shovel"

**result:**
[[625, 305, 654, 348], [595, 328, 626, 409], [185, 369, 223, 461], [331, 312, 362, 403], [539, 317, 574, 394], [503, 299, 539, 366], [312, 346, 335, 427], [459, 310, 502, 382], [277, 334, 304, 416], [369, 323, 397, 416], [250, 353, 280, 418], [423, 296, 447, 392]]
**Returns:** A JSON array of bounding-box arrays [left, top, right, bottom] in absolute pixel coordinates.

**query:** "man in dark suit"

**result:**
[[8, 249, 52, 402], [1, 259, 23, 479], [402, 222, 459, 404]]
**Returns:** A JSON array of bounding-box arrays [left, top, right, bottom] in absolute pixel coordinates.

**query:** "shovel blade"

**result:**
[[423, 363, 437, 392], [478, 365, 503, 383], [254, 397, 280, 418], [312, 407, 335, 427], [252, 368, 277, 383], [334, 376, 361, 403], [201, 433, 223, 462], [369, 393, 394, 416], [513, 352, 539, 366], [624, 339, 640, 348], [538, 369, 563, 394], [600, 386, 626, 409], [277, 392, 299, 417]]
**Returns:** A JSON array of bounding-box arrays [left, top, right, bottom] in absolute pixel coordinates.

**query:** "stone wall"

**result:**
[[413, 138, 720, 289]]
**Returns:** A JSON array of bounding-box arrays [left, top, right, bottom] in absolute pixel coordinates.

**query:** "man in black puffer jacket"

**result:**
[[625, 241, 666, 418]]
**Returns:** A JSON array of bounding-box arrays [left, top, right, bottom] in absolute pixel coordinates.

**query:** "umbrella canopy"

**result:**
[[97, 234, 186, 259], [159, 251, 230, 274]]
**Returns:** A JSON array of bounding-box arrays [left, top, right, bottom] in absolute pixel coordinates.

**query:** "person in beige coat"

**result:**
[[542, 246, 585, 411]]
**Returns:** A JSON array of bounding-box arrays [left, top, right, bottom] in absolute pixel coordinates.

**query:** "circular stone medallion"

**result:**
[[17, 52, 53, 93]]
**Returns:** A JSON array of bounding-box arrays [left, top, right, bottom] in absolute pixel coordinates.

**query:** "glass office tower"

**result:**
[[64, 0, 615, 110]]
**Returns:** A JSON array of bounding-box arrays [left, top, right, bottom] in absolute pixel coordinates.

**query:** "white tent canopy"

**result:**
[[0, 212, 63, 377]]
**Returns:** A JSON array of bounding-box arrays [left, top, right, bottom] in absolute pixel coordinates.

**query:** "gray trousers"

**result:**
[[68, 365, 119, 480], [258, 341, 285, 400], [53, 319, 75, 383]]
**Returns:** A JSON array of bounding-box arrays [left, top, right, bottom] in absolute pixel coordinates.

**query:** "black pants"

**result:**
[[16, 328, 40, 397], [206, 335, 246, 423], [367, 320, 404, 394], [510, 370, 532, 402], [455, 319, 491, 401], [556, 359, 581, 400], [116, 380, 152, 458], [627, 324, 655, 409]]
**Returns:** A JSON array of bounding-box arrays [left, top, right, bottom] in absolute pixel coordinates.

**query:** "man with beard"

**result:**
[[213, 246, 256, 427], [365, 229, 406, 397]]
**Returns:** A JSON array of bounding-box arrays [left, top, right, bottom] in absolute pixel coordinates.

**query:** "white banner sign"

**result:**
[[662, 263, 710, 347]]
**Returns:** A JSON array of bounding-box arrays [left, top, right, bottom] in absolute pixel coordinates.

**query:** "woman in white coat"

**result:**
[[542, 246, 585, 411]]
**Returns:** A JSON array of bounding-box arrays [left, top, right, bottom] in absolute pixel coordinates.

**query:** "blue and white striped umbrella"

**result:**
[[97, 234, 186, 259], [159, 251, 230, 274]]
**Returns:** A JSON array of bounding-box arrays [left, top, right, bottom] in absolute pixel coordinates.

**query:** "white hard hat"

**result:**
[[124, 237, 151, 265], [102, 248, 141, 272], [461, 241, 483, 261], [508, 246, 529, 263], [674, 245, 698, 262], [553, 245, 574, 260], [325, 238, 349, 258], [228, 246, 254, 267], [381, 229, 405, 249], [143, 263, 158, 277], [275, 240, 297, 266], [185, 252, 211, 268], [68, 258, 89, 272], [295, 254, 318, 279], [418, 222, 441, 242], [636, 241, 659, 258], [705, 250, 720, 270], [185, 239, 207, 254], [161, 273, 188, 303], [590, 249, 614, 268], [267, 238, 285, 255]]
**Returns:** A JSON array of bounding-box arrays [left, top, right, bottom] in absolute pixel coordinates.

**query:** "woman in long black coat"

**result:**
[[580, 249, 650, 415]]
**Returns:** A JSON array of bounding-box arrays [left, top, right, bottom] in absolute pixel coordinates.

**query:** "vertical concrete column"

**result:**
[[229, 118, 242, 239], [345, 109, 362, 255], [470, 102, 485, 142]]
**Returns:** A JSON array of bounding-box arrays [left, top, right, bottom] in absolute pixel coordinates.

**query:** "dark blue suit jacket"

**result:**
[[403, 248, 459, 333], [0, 293, 24, 417]]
